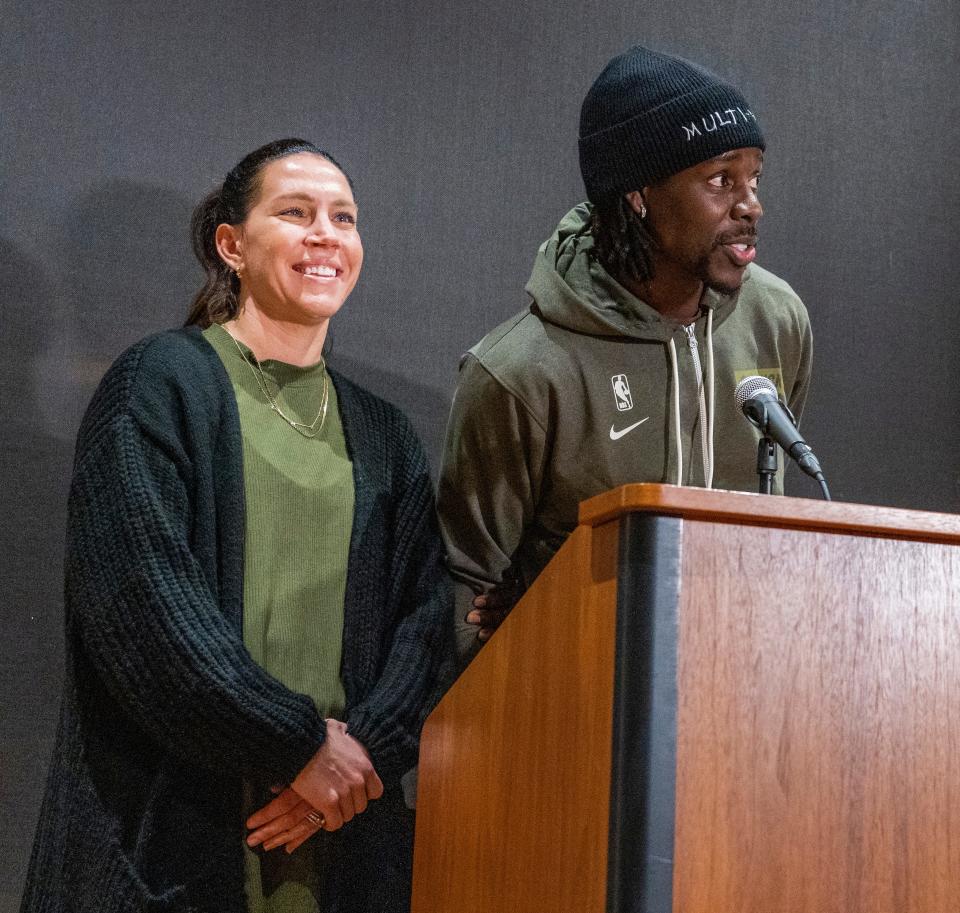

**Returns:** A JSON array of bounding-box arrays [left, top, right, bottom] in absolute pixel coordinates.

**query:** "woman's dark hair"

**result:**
[[185, 138, 353, 327], [589, 194, 657, 286]]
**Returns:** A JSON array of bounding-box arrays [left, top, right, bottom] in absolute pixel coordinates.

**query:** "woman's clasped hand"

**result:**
[[246, 720, 384, 853]]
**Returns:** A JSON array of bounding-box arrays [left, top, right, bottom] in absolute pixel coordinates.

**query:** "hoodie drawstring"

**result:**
[[667, 337, 682, 486], [705, 307, 715, 488]]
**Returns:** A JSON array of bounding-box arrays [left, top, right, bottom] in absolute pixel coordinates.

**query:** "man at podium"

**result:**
[[438, 46, 812, 665]]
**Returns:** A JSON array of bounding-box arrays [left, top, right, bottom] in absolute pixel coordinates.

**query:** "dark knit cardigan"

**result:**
[[20, 328, 453, 913]]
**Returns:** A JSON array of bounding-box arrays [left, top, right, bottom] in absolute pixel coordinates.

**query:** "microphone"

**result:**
[[734, 376, 826, 483]]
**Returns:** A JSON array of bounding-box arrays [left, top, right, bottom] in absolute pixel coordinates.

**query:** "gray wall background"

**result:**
[[2, 0, 958, 907]]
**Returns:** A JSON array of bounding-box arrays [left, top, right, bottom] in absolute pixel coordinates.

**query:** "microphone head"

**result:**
[[734, 374, 779, 409]]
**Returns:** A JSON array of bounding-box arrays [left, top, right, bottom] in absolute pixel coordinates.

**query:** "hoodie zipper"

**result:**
[[684, 324, 712, 485]]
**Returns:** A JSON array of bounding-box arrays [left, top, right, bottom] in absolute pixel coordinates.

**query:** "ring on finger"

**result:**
[[305, 810, 325, 828]]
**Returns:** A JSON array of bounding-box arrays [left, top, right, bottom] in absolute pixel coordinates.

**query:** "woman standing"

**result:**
[[21, 139, 452, 913]]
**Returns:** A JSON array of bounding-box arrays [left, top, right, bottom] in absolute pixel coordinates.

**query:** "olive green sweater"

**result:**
[[204, 324, 351, 723], [204, 324, 354, 912]]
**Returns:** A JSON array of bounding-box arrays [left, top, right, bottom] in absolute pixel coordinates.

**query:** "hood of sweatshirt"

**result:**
[[524, 203, 742, 342]]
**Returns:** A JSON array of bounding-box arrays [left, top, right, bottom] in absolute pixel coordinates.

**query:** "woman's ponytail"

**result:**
[[184, 188, 239, 327]]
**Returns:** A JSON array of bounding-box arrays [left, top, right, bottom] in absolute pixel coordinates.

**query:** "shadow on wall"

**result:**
[[1, 181, 198, 906], [67, 179, 199, 335], [38, 180, 199, 437], [0, 238, 74, 906], [327, 348, 453, 476]]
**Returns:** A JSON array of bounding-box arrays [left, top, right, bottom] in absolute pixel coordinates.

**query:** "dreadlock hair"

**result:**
[[589, 194, 657, 286], [185, 138, 353, 328]]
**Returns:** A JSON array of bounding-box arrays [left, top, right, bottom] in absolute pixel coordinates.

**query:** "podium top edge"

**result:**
[[578, 483, 960, 545]]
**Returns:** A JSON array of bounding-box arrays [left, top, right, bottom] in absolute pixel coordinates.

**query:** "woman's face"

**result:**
[[219, 153, 363, 328]]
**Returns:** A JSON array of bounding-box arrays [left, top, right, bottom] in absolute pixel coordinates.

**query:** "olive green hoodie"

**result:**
[[438, 204, 812, 660]]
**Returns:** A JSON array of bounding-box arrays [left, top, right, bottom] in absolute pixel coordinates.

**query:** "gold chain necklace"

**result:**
[[218, 324, 329, 438]]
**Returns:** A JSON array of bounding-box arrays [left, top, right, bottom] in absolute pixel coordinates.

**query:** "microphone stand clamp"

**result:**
[[756, 434, 778, 495]]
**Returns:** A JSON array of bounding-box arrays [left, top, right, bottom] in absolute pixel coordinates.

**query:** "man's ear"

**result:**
[[625, 190, 647, 217], [215, 223, 243, 272]]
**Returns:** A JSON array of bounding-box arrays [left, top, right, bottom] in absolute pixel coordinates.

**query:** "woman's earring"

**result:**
[[639, 203, 647, 219]]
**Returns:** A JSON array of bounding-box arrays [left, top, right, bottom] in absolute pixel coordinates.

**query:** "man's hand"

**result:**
[[246, 719, 383, 851], [465, 581, 521, 642]]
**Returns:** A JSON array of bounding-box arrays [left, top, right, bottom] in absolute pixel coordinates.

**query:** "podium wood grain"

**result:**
[[675, 521, 960, 913], [411, 519, 621, 913], [414, 485, 960, 913]]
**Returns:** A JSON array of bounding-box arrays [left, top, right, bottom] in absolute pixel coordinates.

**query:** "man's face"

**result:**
[[642, 147, 763, 295]]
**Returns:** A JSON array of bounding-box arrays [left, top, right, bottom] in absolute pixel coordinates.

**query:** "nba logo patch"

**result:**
[[611, 374, 632, 411]]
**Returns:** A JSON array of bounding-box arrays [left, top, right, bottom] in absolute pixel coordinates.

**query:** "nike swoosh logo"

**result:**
[[609, 417, 649, 441]]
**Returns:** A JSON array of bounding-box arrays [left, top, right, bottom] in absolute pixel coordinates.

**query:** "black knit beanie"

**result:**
[[579, 46, 765, 202]]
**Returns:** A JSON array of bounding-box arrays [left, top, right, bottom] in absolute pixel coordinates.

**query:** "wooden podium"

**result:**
[[411, 484, 960, 913]]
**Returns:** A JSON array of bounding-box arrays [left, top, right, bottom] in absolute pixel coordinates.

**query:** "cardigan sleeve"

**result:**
[[345, 419, 455, 777], [66, 404, 328, 786]]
